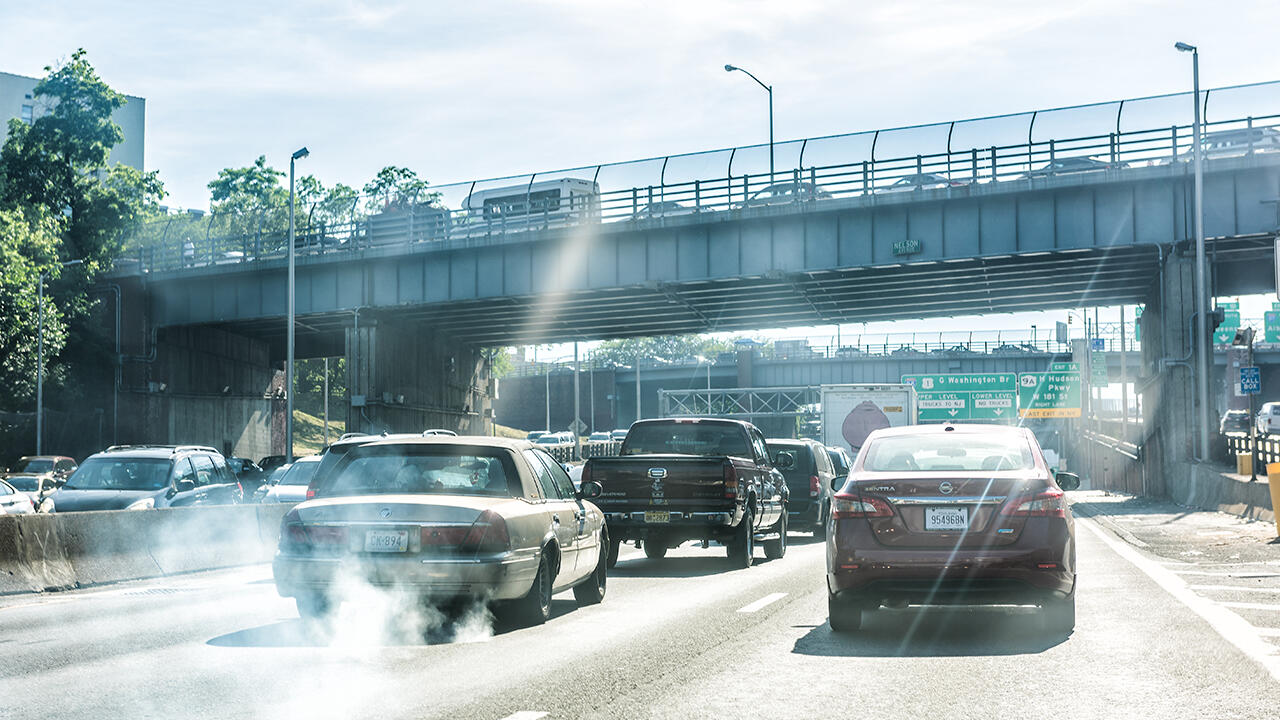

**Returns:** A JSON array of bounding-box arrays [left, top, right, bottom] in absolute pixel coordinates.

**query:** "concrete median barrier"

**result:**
[[0, 503, 295, 596]]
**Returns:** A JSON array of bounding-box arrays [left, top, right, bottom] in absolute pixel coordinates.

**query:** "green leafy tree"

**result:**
[[0, 49, 166, 417], [362, 166, 441, 212], [591, 335, 735, 366], [293, 357, 347, 418]]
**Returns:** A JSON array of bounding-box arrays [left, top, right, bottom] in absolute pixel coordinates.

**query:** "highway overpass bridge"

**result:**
[[103, 82, 1280, 493]]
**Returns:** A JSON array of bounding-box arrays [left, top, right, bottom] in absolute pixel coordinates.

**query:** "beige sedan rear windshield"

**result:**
[[323, 447, 519, 497], [863, 434, 1035, 472]]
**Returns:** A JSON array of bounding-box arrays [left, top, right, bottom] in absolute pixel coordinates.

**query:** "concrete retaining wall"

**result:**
[[0, 504, 292, 596], [1167, 461, 1275, 523]]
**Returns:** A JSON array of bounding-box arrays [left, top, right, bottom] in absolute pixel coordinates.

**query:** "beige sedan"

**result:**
[[272, 436, 608, 626]]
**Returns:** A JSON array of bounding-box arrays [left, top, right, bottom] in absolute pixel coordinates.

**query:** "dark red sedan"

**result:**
[[826, 423, 1080, 634]]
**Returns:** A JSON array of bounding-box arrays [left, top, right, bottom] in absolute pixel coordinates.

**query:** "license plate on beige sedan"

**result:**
[[644, 511, 670, 523], [364, 529, 409, 552], [924, 507, 969, 531]]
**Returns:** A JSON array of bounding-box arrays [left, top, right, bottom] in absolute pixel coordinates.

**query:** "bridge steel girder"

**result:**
[[133, 156, 1280, 346]]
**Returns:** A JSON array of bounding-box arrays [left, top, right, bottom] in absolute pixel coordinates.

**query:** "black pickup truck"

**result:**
[[582, 418, 791, 568]]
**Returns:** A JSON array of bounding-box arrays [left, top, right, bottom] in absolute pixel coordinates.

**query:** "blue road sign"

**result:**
[[1241, 366, 1262, 395], [1090, 338, 1105, 351]]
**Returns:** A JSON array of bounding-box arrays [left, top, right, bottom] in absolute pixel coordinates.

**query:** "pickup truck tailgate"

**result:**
[[592, 455, 729, 510]]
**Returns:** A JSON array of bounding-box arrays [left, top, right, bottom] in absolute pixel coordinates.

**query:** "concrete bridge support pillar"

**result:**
[[343, 316, 492, 436], [1140, 250, 1197, 499]]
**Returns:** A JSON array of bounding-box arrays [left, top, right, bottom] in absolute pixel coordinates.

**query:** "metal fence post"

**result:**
[[694, 180, 701, 211], [990, 146, 998, 182], [971, 149, 978, 182]]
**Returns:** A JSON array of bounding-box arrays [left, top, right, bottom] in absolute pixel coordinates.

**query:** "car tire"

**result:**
[[1043, 588, 1076, 635], [295, 593, 332, 621], [828, 592, 863, 633], [763, 511, 787, 560], [507, 554, 553, 627], [813, 503, 828, 538], [643, 536, 668, 559], [573, 529, 609, 606], [727, 505, 755, 568], [606, 536, 621, 569]]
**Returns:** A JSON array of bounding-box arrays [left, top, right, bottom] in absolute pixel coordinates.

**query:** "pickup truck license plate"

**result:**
[[644, 511, 670, 523], [364, 529, 409, 552], [924, 507, 969, 531]]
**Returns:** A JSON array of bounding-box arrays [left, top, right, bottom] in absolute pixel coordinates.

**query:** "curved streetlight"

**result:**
[[724, 64, 774, 177], [287, 146, 309, 462], [1175, 41, 1209, 460]]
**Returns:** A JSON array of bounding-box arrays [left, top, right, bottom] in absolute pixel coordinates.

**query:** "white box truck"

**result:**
[[820, 384, 918, 460]]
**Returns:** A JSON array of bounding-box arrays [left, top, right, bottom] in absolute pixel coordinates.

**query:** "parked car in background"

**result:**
[[526, 431, 548, 442], [1257, 402, 1280, 435], [588, 432, 611, 443], [423, 429, 458, 436], [258, 455, 288, 475], [826, 423, 1079, 634], [1, 455, 77, 506], [259, 455, 321, 504], [825, 445, 852, 477], [42, 445, 243, 512], [739, 181, 832, 208], [1189, 127, 1280, 160], [877, 173, 968, 193], [253, 463, 292, 502], [1221, 409, 1252, 436], [273, 436, 609, 627], [631, 201, 693, 220], [227, 457, 267, 495], [610, 429, 629, 441], [0, 479, 36, 514], [768, 438, 840, 536], [1022, 156, 1124, 179]]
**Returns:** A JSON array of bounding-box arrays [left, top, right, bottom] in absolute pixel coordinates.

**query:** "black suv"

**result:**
[[43, 445, 243, 512], [767, 438, 839, 536]]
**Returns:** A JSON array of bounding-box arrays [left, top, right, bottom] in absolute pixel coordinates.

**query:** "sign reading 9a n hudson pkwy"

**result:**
[[901, 373, 1017, 423], [1017, 371, 1083, 418]]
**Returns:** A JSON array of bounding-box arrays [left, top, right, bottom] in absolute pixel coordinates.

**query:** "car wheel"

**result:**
[[573, 529, 609, 606], [295, 593, 332, 621], [606, 536, 621, 569], [813, 503, 828, 538], [643, 536, 668, 560], [763, 511, 787, 560], [828, 592, 863, 633], [727, 505, 755, 568], [1043, 588, 1076, 635], [506, 554, 553, 627]]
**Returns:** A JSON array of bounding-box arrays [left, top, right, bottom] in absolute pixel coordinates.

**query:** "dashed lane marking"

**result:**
[[737, 592, 788, 613], [1079, 518, 1280, 683], [1221, 602, 1280, 612], [1190, 585, 1280, 594], [498, 713, 549, 720]]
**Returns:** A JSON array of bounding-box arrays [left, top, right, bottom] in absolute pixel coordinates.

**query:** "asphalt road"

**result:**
[[4, 508, 1280, 720]]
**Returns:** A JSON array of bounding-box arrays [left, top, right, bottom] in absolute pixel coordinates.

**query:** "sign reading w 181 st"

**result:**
[[1017, 372, 1083, 418]]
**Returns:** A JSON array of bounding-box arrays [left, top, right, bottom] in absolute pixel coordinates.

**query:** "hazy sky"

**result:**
[[4, 1, 1279, 342]]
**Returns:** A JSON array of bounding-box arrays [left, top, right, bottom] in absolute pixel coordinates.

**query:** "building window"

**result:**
[[20, 105, 33, 124]]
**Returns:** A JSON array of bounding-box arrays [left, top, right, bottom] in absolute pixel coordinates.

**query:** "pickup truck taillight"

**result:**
[[809, 475, 821, 497], [831, 493, 893, 519], [724, 462, 739, 499]]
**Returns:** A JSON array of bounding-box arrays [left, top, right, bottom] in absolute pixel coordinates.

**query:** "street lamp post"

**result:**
[[36, 258, 83, 455], [286, 147, 309, 463], [724, 64, 774, 178], [1176, 41, 1209, 460]]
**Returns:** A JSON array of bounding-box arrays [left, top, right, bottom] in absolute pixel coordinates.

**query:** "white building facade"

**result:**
[[0, 70, 145, 171]]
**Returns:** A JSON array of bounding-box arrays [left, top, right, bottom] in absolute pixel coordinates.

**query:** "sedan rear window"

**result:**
[[863, 433, 1035, 472], [321, 446, 519, 498]]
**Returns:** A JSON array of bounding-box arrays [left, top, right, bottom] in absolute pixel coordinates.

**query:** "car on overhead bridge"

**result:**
[[739, 181, 832, 208]]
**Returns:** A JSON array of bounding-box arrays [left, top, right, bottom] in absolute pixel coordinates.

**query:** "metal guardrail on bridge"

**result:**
[[124, 81, 1280, 274]]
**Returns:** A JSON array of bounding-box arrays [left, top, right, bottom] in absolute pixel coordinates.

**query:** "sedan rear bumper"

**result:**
[[273, 548, 540, 602]]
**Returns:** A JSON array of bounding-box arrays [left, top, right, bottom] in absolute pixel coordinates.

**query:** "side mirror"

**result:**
[[1055, 472, 1081, 491], [831, 475, 845, 490], [775, 451, 796, 470], [174, 478, 196, 493], [578, 480, 603, 500]]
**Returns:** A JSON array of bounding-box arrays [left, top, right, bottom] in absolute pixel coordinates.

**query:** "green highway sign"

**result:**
[[901, 373, 1016, 423], [1134, 306, 1143, 343], [1090, 349, 1109, 387], [1266, 310, 1280, 344], [1050, 362, 1080, 372], [1018, 372, 1083, 418]]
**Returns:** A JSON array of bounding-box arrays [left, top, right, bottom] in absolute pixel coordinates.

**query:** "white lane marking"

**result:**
[[1253, 626, 1280, 637], [1169, 569, 1280, 578], [1221, 602, 1280, 611], [1191, 585, 1280, 594], [737, 592, 788, 613], [1079, 518, 1280, 682], [499, 713, 548, 720]]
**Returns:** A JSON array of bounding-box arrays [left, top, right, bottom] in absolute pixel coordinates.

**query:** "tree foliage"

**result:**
[[0, 49, 166, 408], [591, 335, 735, 366]]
